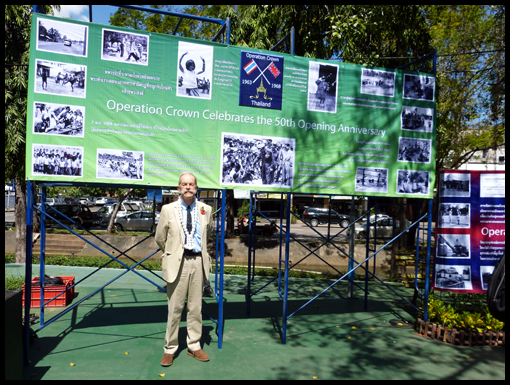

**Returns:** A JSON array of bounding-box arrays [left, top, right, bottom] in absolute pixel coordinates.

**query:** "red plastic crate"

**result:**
[[22, 276, 75, 308]]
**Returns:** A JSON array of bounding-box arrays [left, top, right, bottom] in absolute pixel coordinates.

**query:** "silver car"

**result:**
[[351, 217, 410, 240], [94, 202, 139, 224], [113, 210, 160, 232]]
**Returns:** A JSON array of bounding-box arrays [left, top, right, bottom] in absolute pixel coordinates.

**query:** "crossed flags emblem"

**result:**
[[243, 59, 281, 84], [240, 52, 283, 110]]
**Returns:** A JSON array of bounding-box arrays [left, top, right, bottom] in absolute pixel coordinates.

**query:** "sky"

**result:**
[[53, 5, 186, 26]]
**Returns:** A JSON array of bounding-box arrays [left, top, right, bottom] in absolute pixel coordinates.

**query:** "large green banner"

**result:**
[[26, 14, 436, 198]]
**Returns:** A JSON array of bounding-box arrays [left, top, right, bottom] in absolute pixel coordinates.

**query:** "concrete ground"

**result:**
[[6, 263, 505, 380]]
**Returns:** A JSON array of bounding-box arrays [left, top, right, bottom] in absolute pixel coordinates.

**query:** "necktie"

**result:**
[[187, 205, 192, 234]]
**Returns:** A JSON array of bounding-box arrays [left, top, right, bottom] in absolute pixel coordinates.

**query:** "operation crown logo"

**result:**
[[239, 51, 284, 110]]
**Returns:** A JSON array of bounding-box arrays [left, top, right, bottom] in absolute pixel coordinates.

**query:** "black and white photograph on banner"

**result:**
[[36, 17, 88, 57], [480, 265, 496, 290], [32, 144, 83, 177], [436, 234, 471, 259], [96, 149, 145, 181], [33, 102, 85, 137], [34, 59, 86, 98], [177, 41, 213, 99], [360, 68, 395, 97], [307, 62, 338, 113], [220, 133, 295, 188], [396, 170, 430, 195], [354, 167, 388, 193], [438, 203, 471, 229], [435, 264, 473, 291], [397, 137, 432, 164], [439, 173, 471, 198], [401, 106, 434, 133], [403, 73, 435, 102], [101, 28, 149, 65]]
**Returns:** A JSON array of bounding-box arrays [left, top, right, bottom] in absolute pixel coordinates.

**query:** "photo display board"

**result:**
[[434, 170, 505, 293], [26, 14, 436, 197]]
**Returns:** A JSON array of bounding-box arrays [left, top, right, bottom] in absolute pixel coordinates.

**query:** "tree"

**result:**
[[109, 5, 226, 40], [5, 5, 59, 263], [106, 188, 133, 235], [329, 5, 432, 67], [426, 5, 505, 172]]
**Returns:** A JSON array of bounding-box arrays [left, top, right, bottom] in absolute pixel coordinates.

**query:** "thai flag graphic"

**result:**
[[243, 59, 258, 75]]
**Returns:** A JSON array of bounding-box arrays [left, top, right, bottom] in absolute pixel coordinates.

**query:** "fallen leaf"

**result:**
[[371, 328, 376, 331], [312, 376, 318, 380], [70, 363, 75, 367], [125, 351, 129, 355], [467, 356, 471, 359], [348, 336, 351, 339], [336, 325, 341, 328], [159, 374, 165, 377], [397, 323, 403, 327], [352, 326, 357, 330]]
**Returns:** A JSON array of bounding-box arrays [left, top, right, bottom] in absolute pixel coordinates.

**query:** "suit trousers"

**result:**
[[164, 254, 203, 354]]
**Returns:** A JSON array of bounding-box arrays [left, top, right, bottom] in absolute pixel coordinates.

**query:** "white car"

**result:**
[[95, 197, 108, 205], [94, 202, 140, 225], [79, 198, 94, 207], [45, 198, 64, 206]]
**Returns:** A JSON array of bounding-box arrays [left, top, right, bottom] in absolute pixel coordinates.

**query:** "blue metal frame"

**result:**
[[246, 36, 437, 344], [244, 192, 434, 342], [25, 5, 230, 365], [107, 5, 231, 44], [246, 191, 371, 308]]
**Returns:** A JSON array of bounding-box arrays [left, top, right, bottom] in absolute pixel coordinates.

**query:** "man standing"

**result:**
[[155, 172, 213, 367]]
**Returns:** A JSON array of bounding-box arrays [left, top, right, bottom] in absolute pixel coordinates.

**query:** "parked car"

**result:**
[[45, 198, 64, 206], [94, 201, 141, 225], [124, 200, 149, 211], [95, 197, 117, 206], [301, 207, 351, 228], [113, 210, 160, 232], [350, 217, 410, 240], [79, 197, 94, 207], [95, 197, 108, 205], [63, 197, 80, 204], [358, 214, 390, 223], [43, 203, 95, 229]]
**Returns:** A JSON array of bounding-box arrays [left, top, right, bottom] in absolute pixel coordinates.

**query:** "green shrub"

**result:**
[[425, 291, 505, 332]]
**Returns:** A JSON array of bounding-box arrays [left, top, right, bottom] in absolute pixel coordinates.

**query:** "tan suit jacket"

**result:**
[[155, 200, 213, 283]]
